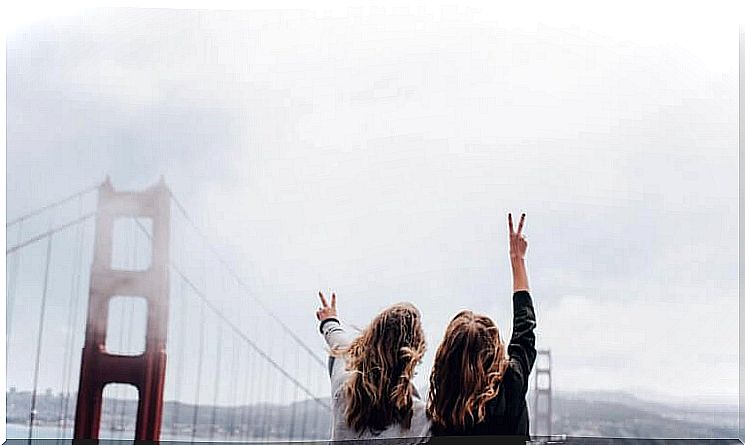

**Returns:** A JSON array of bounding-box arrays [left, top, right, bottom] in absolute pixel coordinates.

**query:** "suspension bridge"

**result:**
[[5, 178, 556, 443]]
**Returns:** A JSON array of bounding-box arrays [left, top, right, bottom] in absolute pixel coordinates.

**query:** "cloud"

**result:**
[[539, 293, 738, 404], [5, 8, 738, 405]]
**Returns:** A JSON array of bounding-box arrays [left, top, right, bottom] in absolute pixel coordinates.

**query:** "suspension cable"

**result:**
[[168, 191, 326, 367], [6, 183, 98, 227], [133, 219, 331, 411], [6, 212, 96, 255], [172, 254, 331, 410]]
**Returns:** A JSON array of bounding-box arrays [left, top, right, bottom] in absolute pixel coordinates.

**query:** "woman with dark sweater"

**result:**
[[426, 213, 537, 442]]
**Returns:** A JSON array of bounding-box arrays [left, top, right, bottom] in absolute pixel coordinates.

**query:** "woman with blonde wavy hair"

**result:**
[[427, 213, 537, 440], [315, 292, 430, 442]]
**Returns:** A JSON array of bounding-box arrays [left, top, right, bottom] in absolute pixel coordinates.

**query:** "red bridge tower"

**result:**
[[74, 178, 170, 440]]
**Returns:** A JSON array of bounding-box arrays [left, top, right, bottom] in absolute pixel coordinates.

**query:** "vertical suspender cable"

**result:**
[[58, 196, 84, 439], [299, 354, 309, 440], [225, 333, 233, 440], [310, 370, 318, 439], [226, 279, 239, 442], [238, 343, 249, 442], [62, 215, 89, 438], [258, 337, 274, 441], [172, 277, 186, 437], [209, 266, 223, 441], [168, 193, 326, 366], [279, 343, 289, 441], [306, 353, 315, 439], [191, 300, 206, 443], [256, 340, 270, 441], [288, 350, 299, 440], [318, 372, 327, 438], [224, 333, 236, 441], [171, 217, 186, 437], [238, 302, 251, 441], [27, 232, 54, 444], [192, 235, 208, 442], [227, 311, 239, 440], [137, 198, 333, 440], [209, 322, 223, 441]]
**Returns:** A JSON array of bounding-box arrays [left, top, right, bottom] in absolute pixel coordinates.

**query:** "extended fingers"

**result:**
[[508, 213, 514, 235], [517, 213, 526, 235], [318, 291, 328, 308], [331, 292, 336, 309]]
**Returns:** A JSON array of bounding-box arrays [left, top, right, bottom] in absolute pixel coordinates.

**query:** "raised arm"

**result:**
[[507, 213, 537, 393], [316, 291, 354, 389], [316, 291, 353, 350]]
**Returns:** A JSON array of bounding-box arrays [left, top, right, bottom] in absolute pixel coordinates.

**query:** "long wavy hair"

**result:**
[[426, 310, 509, 432], [334, 302, 426, 435]]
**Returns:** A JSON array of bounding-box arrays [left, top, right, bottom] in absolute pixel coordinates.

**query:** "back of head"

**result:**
[[341, 302, 426, 435], [427, 310, 509, 433]]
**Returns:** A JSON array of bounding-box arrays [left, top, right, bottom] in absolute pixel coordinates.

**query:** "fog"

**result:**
[[6, 5, 739, 407]]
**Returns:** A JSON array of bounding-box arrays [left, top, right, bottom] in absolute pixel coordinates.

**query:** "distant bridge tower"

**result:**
[[74, 178, 171, 440], [531, 349, 552, 439]]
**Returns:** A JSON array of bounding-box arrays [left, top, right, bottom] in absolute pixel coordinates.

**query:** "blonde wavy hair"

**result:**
[[334, 302, 426, 435], [426, 310, 509, 432]]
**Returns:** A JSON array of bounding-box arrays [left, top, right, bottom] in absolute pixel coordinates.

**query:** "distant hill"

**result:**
[[552, 391, 737, 439], [6, 389, 738, 440]]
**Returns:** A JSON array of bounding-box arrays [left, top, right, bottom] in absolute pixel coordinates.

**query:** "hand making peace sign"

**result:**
[[316, 291, 338, 321], [508, 213, 528, 260]]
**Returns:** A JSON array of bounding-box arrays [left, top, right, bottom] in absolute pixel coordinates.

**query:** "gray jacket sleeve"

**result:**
[[319, 318, 355, 394]]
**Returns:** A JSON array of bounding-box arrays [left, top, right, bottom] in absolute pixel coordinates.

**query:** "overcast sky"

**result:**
[[6, 5, 740, 409]]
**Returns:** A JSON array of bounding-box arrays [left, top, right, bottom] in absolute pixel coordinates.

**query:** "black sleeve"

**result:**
[[507, 290, 537, 395]]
